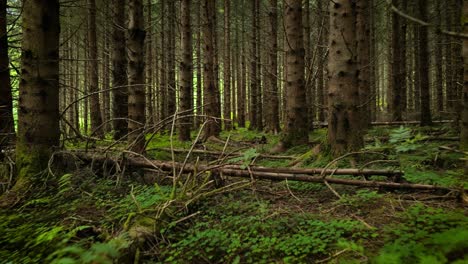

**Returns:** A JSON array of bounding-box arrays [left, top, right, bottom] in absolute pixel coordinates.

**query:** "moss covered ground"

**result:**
[[0, 125, 467, 263]]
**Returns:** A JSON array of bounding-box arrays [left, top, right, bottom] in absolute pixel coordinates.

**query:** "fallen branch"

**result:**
[[64, 152, 462, 193], [147, 147, 296, 160], [315, 120, 454, 128]]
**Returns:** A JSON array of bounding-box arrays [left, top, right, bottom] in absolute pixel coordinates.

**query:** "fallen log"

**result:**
[[65, 151, 462, 192], [315, 120, 454, 128], [147, 147, 296, 160]]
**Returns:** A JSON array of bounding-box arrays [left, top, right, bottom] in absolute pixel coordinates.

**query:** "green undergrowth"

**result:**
[[1, 124, 467, 263], [155, 193, 377, 263]]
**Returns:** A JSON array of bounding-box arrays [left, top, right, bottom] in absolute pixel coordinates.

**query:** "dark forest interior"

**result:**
[[0, 0, 468, 263]]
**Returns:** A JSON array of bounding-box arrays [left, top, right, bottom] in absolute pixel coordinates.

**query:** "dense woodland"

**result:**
[[0, 0, 468, 263]]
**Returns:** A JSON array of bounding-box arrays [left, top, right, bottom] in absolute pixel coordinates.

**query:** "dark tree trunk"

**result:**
[[15, 0, 60, 190], [265, 0, 280, 133], [418, 0, 432, 126], [356, 0, 371, 128], [201, 0, 220, 139], [87, 0, 104, 138], [128, 0, 146, 153], [0, 0, 15, 148], [223, 0, 232, 130], [237, 0, 246, 128], [178, 0, 193, 141], [112, 0, 128, 140], [195, 0, 203, 128], [460, 0, 468, 152], [249, 0, 259, 130], [390, 0, 406, 122], [167, 0, 176, 119]]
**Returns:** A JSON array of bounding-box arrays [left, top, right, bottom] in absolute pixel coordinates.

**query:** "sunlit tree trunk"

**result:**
[[127, 0, 146, 153]]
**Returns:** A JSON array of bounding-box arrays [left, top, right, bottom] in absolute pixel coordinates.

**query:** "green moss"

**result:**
[[14, 142, 53, 192]]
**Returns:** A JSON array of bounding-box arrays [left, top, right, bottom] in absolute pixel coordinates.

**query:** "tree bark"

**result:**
[[280, 0, 308, 148], [223, 0, 232, 130], [167, 0, 176, 120], [460, 0, 468, 153], [0, 0, 15, 148], [195, 1, 203, 128], [87, 0, 104, 138], [249, 0, 259, 130], [201, 0, 221, 139], [146, 0, 154, 127], [15, 0, 60, 190], [179, 0, 193, 141], [111, 0, 128, 140], [265, 0, 281, 133], [356, 0, 371, 128], [128, 0, 146, 153], [390, 0, 406, 122], [327, 0, 363, 155], [418, 0, 432, 126], [238, 0, 246, 128]]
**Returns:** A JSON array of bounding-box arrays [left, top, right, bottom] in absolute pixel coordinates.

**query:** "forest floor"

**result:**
[[0, 124, 467, 263]]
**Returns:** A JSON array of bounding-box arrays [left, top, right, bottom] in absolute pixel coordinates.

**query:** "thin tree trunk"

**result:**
[[327, 0, 363, 155], [167, 0, 176, 119], [460, 0, 468, 153], [127, 0, 146, 153], [195, 0, 202, 128], [317, 0, 326, 122], [201, 0, 220, 139], [249, 0, 259, 130], [223, 0, 232, 130], [87, 0, 104, 138], [112, 0, 128, 140], [356, 0, 371, 129], [418, 0, 432, 126], [160, 0, 167, 123], [146, 0, 154, 126], [265, 0, 280, 133], [179, 0, 193, 141], [0, 0, 15, 147], [238, 0, 246, 128]]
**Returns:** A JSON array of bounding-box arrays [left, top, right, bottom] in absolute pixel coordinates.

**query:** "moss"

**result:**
[[14, 141, 52, 192]]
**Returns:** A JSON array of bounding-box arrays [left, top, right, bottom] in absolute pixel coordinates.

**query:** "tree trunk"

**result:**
[[112, 0, 128, 140], [223, 0, 232, 130], [265, 0, 280, 133], [15, 0, 60, 190], [0, 0, 15, 148], [279, 0, 308, 148], [159, 0, 167, 123], [317, 0, 326, 122], [304, 0, 313, 130], [201, 0, 220, 139], [87, 0, 104, 138], [179, 0, 193, 141], [238, 0, 246, 128], [167, 0, 176, 119], [327, 0, 363, 155], [460, 0, 468, 153], [128, 0, 146, 153], [146, 0, 154, 127], [356, 0, 371, 129], [390, 0, 406, 122], [249, 0, 259, 130], [195, 0, 203, 128], [435, 0, 444, 114], [418, 0, 432, 126]]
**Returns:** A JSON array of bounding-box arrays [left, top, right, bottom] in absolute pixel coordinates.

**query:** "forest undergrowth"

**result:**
[[0, 124, 467, 264]]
